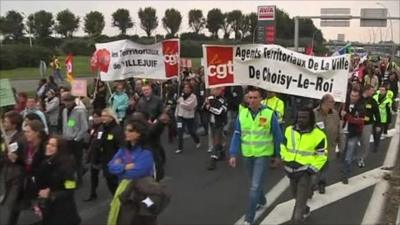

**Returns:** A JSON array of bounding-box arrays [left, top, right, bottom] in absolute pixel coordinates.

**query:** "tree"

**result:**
[[84, 11, 105, 37], [0, 11, 25, 40], [221, 13, 233, 39], [55, 9, 80, 38], [248, 13, 258, 40], [162, 8, 182, 37], [138, 7, 158, 37], [27, 10, 54, 39], [188, 9, 205, 34], [276, 9, 293, 39], [206, 8, 224, 39], [0, 16, 5, 35], [112, 8, 134, 35], [227, 10, 243, 40]]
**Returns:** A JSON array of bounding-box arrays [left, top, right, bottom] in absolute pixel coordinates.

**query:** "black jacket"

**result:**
[[360, 96, 381, 126], [35, 154, 80, 225], [136, 95, 164, 121], [206, 95, 228, 127], [224, 86, 244, 111], [147, 121, 166, 182], [92, 121, 124, 165]]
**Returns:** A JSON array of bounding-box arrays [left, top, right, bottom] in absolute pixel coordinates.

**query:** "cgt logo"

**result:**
[[208, 60, 233, 79], [164, 54, 179, 66], [162, 40, 180, 78], [206, 46, 234, 86]]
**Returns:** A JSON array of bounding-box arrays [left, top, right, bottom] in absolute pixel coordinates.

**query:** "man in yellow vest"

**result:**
[[373, 84, 393, 146], [229, 87, 283, 225], [281, 107, 328, 224], [262, 91, 285, 169]]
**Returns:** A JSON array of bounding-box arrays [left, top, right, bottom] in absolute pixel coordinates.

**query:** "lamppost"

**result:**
[[21, 12, 32, 48], [311, 30, 318, 50], [376, 2, 395, 59]]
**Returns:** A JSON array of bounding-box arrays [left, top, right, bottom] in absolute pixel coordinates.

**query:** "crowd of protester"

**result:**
[[0, 54, 398, 225]]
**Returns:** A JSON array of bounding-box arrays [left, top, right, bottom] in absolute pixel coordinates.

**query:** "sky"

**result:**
[[1, 0, 399, 44]]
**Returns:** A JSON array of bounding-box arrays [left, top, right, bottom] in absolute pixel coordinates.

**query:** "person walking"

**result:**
[[281, 107, 328, 224], [107, 119, 155, 225], [340, 89, 365, 184], [175, 83, 201, 154], [228, 87, 283, 225], [0, 111, 26, 225], [91, 108, 124, 195], [34, 135, 81, 225], [61, 93, 89, 184], [136, 83, 164, 123], [44, 89, 60, 134], [358, 85, 380, 166], [108, 83, 129, 123], [205, 87, 228, 170]]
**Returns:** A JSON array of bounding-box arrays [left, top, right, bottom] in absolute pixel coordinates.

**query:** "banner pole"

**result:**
[[106, 81, 113, 96]]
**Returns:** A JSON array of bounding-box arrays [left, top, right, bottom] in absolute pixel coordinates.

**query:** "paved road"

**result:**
[[17, 113, 399, 225]]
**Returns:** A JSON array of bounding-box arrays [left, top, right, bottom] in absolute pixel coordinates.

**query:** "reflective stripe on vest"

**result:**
[[239, 107, 274, 157], [281, 126, 327, 171]]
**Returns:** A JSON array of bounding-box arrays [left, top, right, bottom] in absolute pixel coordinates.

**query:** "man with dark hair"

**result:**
[[281, 107, 328, 224], [340, 89, 365, 184], [228, 87, 282, 225], [0, 111, 26, 225], [62, 93, 89, 184], [358, 84, 380, 167]]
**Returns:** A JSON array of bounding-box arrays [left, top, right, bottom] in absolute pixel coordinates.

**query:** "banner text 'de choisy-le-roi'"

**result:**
[[203, 44, 350, 103]]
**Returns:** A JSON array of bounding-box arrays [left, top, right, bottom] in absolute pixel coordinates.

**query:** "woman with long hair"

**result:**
[[34, 135, 81, 225]]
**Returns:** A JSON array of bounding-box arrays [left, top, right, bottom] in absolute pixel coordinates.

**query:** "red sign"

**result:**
[[258, 6, 276, 21], [205, 46, 234, 86], [162, 39, 180, 78], [265, 25, 276, 44]]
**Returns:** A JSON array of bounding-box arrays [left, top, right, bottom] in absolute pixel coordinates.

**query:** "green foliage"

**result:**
[[276, 9, 293, 39], [84, 11, 105, 37], [162, 8, 182, 37], [188, 9, 205, 34], [221, 13, 232, 39], [112, 9, 134, 35], [138, 7, 158, 37], [60, 38, 94, 56], [227, 10, 243, 40], [55, 9, 80, 38], [27, 10, 54, 39], [0, 45, 53, 70], [206, 8, 224, 39], [1, 11, 25, 40], [180, 32, 210, 41]]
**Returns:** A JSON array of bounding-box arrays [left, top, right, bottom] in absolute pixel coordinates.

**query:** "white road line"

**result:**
[[361, 109, 400, 225], [234, 177, 290, 225], [260, 167, 384, 225]]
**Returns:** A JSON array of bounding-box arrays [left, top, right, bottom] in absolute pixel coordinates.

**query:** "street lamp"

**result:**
[[311, 30, 319, 50], [21, 12, 32, 48], [376, 2, 395, 59]]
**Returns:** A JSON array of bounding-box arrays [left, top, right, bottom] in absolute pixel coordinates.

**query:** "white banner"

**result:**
[[95, 39, 180, 81], [203, 44, 350, 102]]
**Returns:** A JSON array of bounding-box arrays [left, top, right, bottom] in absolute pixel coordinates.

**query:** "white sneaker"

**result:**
[[196, 142, 201, 149], [207, 147, 213, 153], [175, 149, 183, 154], [243, 222, 251, 225]]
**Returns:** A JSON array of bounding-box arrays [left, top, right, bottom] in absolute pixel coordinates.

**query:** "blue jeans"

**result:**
[[243, 156, 269, 224], [342, 135, 359, 177]]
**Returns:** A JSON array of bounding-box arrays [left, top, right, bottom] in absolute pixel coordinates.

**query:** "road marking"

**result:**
[[234, 177, 290, 225], [361, 108, 400, 225], [260, 167, 383, 225]]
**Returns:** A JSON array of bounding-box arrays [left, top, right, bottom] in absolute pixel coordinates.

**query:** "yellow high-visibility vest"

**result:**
[[239, 107, 274, 157], [281, 125, 327, 172]]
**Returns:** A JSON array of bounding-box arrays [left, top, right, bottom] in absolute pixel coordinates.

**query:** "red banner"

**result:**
[[162, 39, 180, 78], [204, 46, 234, 87]]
